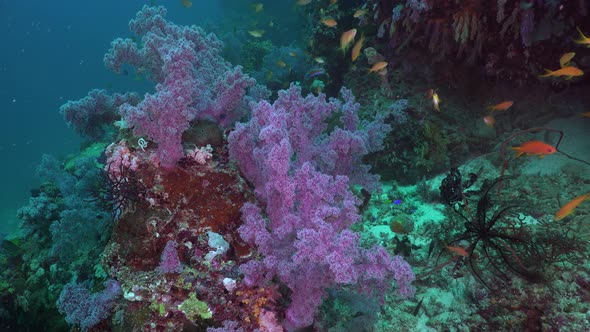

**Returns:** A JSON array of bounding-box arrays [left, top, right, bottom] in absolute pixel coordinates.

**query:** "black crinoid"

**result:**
[[445, 177, 547, 291], [100, 156, 147, 221]]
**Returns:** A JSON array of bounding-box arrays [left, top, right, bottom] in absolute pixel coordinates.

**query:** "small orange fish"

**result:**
[[321, 18, 337, 27], [340, 29, 357, 54], [483, 115, 496, 127], [368, 61, 387, 73], [289, 51, 297, 57], [581, 111, 590, 117], [447, 245, 469, 257], [181, 0, 192, 8], [276, 60, 287, 68], [559, 52, 575, 68], [351, 34, 364, 62], [487, 101, 514, 112], [330, 0, 337, 4], [555, 192, 590, 221], [539, 66, 584, 79], [511, 140, 556, 158], [573, 27, 590, 48]]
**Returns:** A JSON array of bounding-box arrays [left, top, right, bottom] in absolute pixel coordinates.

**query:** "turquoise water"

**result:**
[[1, 1, 589, 331], [0, 1, 225, 235]]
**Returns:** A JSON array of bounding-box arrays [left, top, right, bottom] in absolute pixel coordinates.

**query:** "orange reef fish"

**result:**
[[340, 29, 357, 54], [581, 111, 590, 117], [181, 0, 192, 8], [559, 52, 575, 68], [487, 101, 513, 112], [321, 18, 337, 27], [351, 34, 364, 62], [554, 192, 590, 221], [539, 66, 584, 79], [447, 245, 469, 257], [483, 115, 496, 127], [573, 27, 590, 47], [369, 61, 387, 73], [276, 60, 287, 68], [511, 140, 556, 158]]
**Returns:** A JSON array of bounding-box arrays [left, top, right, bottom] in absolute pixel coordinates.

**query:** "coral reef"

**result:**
[[4, 2, 590, 332]]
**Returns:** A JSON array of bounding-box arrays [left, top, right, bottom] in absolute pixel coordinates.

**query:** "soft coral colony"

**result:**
[[45, 5, 413, 331]]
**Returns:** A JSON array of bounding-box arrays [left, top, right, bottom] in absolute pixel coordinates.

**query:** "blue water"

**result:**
[[0, 0, 226, 234]]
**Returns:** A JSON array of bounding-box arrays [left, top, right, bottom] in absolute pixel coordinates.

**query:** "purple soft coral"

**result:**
[[60, 89, 140, 140], [56, 280, 121, 331], [230, 84, 390, 193], [104, 5, 255, 167], [228, 85, 412, 329]]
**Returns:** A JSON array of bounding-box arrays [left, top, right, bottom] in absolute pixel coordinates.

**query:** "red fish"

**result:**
[[511, 140, 556, 158], [555, 192, 590, 220], [447, 245, 469, 257], [487, 101, 513, 112]]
